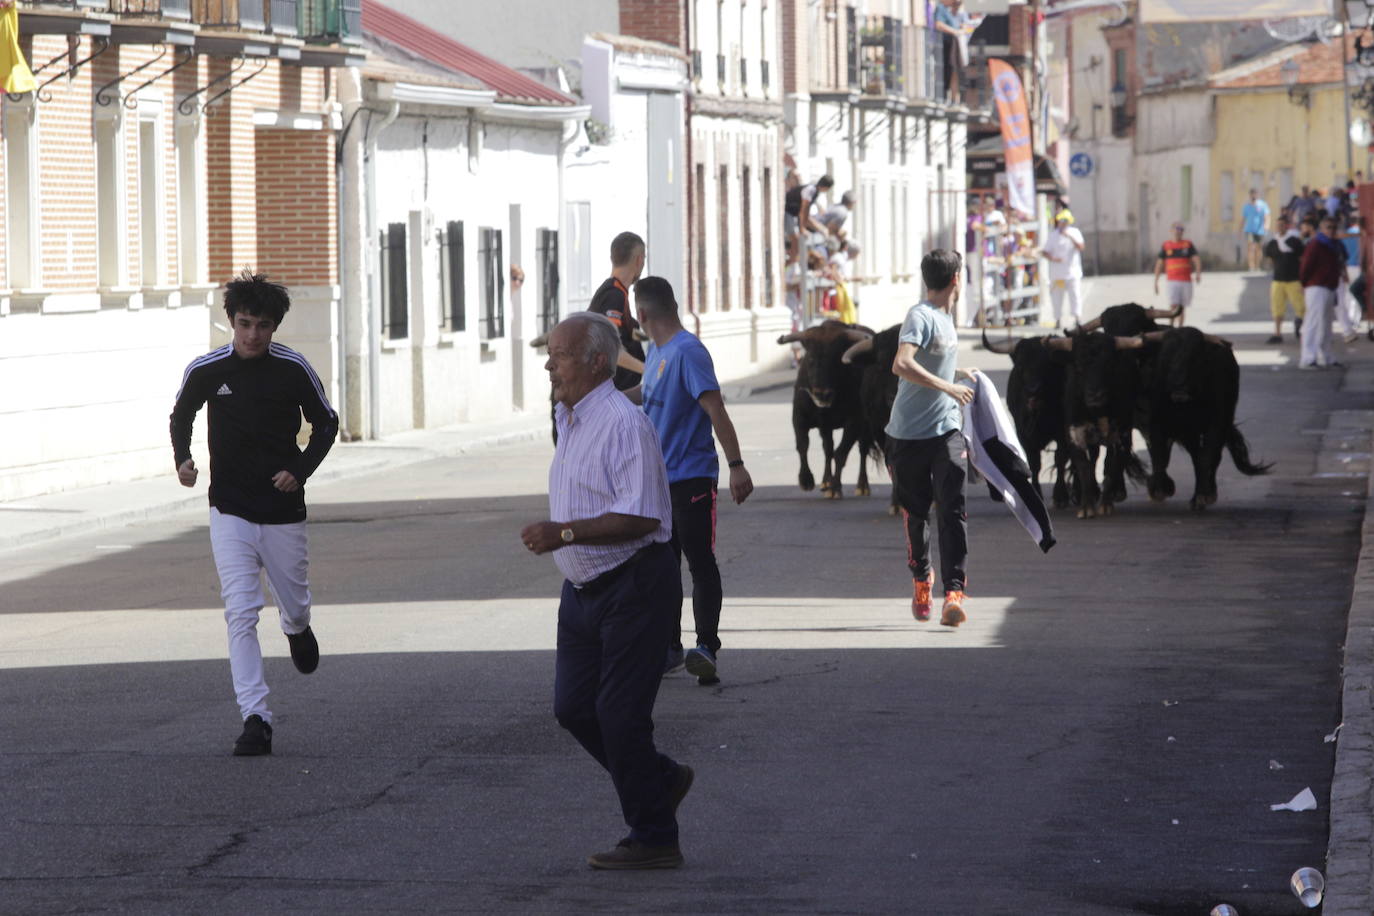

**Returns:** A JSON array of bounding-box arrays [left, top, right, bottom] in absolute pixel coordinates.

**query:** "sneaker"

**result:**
[[286, 626, 319, 674], [669, 764, 694, 816], [663, 646, 685, 676], [587, 839, 684, 870], [1266, 334, 1283, 344], [684, 645, 717, 681], [912, 573, 933, 621], [940, 591, 967, 628], [233, 714, 272, 756]]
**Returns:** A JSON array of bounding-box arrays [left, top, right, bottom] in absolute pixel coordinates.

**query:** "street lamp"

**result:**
[[1108, 82, 1131, 136], [1281, 58, 1311, 108]]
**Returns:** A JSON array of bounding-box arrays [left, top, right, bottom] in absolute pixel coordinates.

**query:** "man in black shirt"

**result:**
[[1264, 214, 1306, 343], [589, 231, 649, 390], [170, 272, 338, 756]]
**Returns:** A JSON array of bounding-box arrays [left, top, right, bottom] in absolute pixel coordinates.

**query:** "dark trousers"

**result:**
[[668, 478, 723, 654], [888, 431, 968, 593], [554, 541, 682, 847]]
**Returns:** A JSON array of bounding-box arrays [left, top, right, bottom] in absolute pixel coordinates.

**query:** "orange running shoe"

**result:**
[[941, 591, 967, 628], [912, 573, 933, 621]]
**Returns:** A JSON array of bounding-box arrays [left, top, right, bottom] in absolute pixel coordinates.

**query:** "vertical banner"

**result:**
[[989, 59, 1034, 219], [0, 2, 35, 95]]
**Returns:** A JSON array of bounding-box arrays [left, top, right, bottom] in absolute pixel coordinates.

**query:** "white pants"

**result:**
[[1336, 282, 1357, 336], [1050, 277, 1083, 326], [209, 508, 312, 723], [1301, 286, 1335, 367]]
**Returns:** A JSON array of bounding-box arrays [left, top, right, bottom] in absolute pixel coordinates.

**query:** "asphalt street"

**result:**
[[2, 274, 1372, 914]]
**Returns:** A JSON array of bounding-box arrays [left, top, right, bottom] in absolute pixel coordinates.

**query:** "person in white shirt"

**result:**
[[1040, 213, 1086, 327]]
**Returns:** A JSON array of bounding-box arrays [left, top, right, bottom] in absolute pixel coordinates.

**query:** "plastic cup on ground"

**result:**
[[1209, 905, 1239, 916], [1289, 866, 1324, 908]]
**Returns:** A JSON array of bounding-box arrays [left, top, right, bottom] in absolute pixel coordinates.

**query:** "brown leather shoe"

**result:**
[[587, 839, 684, 870]]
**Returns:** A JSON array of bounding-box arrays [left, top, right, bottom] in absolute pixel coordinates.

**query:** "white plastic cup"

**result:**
[[1209, 905, 1239, 916], [1290, 866, 1325, 908]]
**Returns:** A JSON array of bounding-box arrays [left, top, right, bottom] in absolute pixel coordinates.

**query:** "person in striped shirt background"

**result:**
[[519, 311, 695, 870]]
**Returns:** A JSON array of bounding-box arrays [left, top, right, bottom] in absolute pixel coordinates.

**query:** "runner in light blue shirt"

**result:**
[[1241, 188, 1270, 272], [886, 249, 978, 628], [627, 277, 753, 686]]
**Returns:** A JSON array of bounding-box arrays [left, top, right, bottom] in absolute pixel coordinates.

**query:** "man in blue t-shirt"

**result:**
[[886, 249, 978, 627], [627, 277, 754, 685], [1240, 188, 1270, 272]]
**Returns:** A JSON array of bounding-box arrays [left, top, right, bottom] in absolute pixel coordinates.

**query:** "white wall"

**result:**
[[370, 109, 565, 433], [380, 0, 619, 72]]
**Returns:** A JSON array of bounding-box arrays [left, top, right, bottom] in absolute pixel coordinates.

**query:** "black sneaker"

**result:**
[[233, 715, 272, 756], [1266, 334, 1283, 344], [287, 626, 319, 674]]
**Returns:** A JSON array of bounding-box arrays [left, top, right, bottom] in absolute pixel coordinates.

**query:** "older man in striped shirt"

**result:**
[[520, 311, 694, 870]]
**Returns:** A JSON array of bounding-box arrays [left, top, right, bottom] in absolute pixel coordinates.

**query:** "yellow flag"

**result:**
[[0, 4, 36, 95]]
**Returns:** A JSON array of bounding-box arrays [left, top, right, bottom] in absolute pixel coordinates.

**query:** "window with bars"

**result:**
[[478, 226, 505, 339], [741, 166, 753, 309], [439, 220, 465, 333], [718, 164, 731, 310], [536, 227, 559, 336], [762, 166, 774, 307], [379, 222, 408, 340]]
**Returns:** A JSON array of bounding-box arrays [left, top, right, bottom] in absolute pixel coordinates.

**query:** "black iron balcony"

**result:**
[[858, 15, 902, 96], [299, 0, 360, 44], [108, 0, 192, 16], [193, 0, 267, 31], [20, 0, 111, 11]]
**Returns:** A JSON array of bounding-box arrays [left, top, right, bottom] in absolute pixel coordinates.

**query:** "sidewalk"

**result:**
[[0, 369, 797, 555]]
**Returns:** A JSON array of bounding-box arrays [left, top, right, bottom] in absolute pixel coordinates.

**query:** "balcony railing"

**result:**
[[267, 0, 297, 35], [21, 0, 110, 10], [193, 0, 267, 31], [858, 15, 902, 96], [299, 0, 360, 44], [110, 0, 193, 18]]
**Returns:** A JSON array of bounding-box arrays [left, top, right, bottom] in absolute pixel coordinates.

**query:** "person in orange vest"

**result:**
[[1152, 222, 1202, 326]]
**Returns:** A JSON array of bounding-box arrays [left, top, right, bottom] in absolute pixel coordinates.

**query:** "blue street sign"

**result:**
[[1069, 153, 1093, 178]]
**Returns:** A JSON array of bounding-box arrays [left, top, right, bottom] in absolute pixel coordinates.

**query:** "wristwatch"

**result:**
[[560, 527, 575, 544]]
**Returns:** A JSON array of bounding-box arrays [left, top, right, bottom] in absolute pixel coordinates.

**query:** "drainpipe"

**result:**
[[364, 97, 401, 440], [684, 7, 701, 336]]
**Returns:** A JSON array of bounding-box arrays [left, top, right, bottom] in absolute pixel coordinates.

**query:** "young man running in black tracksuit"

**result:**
[[170, 272, 338, 756]]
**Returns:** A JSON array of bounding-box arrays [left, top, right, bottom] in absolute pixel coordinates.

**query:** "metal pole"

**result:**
[[1344, 30, 1356, 181]]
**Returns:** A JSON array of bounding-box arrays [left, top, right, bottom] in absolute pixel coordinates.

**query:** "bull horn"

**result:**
[[840, 327, 873, 343], [777, 331, 804, 345], [1112, 335, 1145, 350], [981, 329, 1017, 355], [1044, 336, 1074, 351], [1140, 330, 1168, 343], [841, 337, 874, 364], [1076, 317, 1102, 334]]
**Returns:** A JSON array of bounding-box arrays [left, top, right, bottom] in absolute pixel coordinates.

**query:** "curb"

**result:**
[[1326, 423, 1374, 915]]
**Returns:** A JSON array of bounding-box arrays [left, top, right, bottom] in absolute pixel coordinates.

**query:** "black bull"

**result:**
[[1141, 327, 1272, 510], [777, 321, 874, 498], [981, 331, 1073, 509]]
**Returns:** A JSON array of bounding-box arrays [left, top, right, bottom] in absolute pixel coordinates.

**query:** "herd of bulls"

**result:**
[[778, 303, 1272, 519]]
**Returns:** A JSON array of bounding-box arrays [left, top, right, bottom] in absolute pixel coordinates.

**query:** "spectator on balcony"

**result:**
[[933, 0, 974, 102], [817, 191, 856, 244], [785, 174, 834, 244]]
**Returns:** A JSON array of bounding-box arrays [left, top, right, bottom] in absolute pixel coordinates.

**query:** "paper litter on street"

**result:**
[[1270, 787, 1318, 812]]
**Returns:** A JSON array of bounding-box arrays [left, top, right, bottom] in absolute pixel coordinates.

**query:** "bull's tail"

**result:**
[[1226, 425, 1273, 476], [1123, 449, 1150, 485]]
